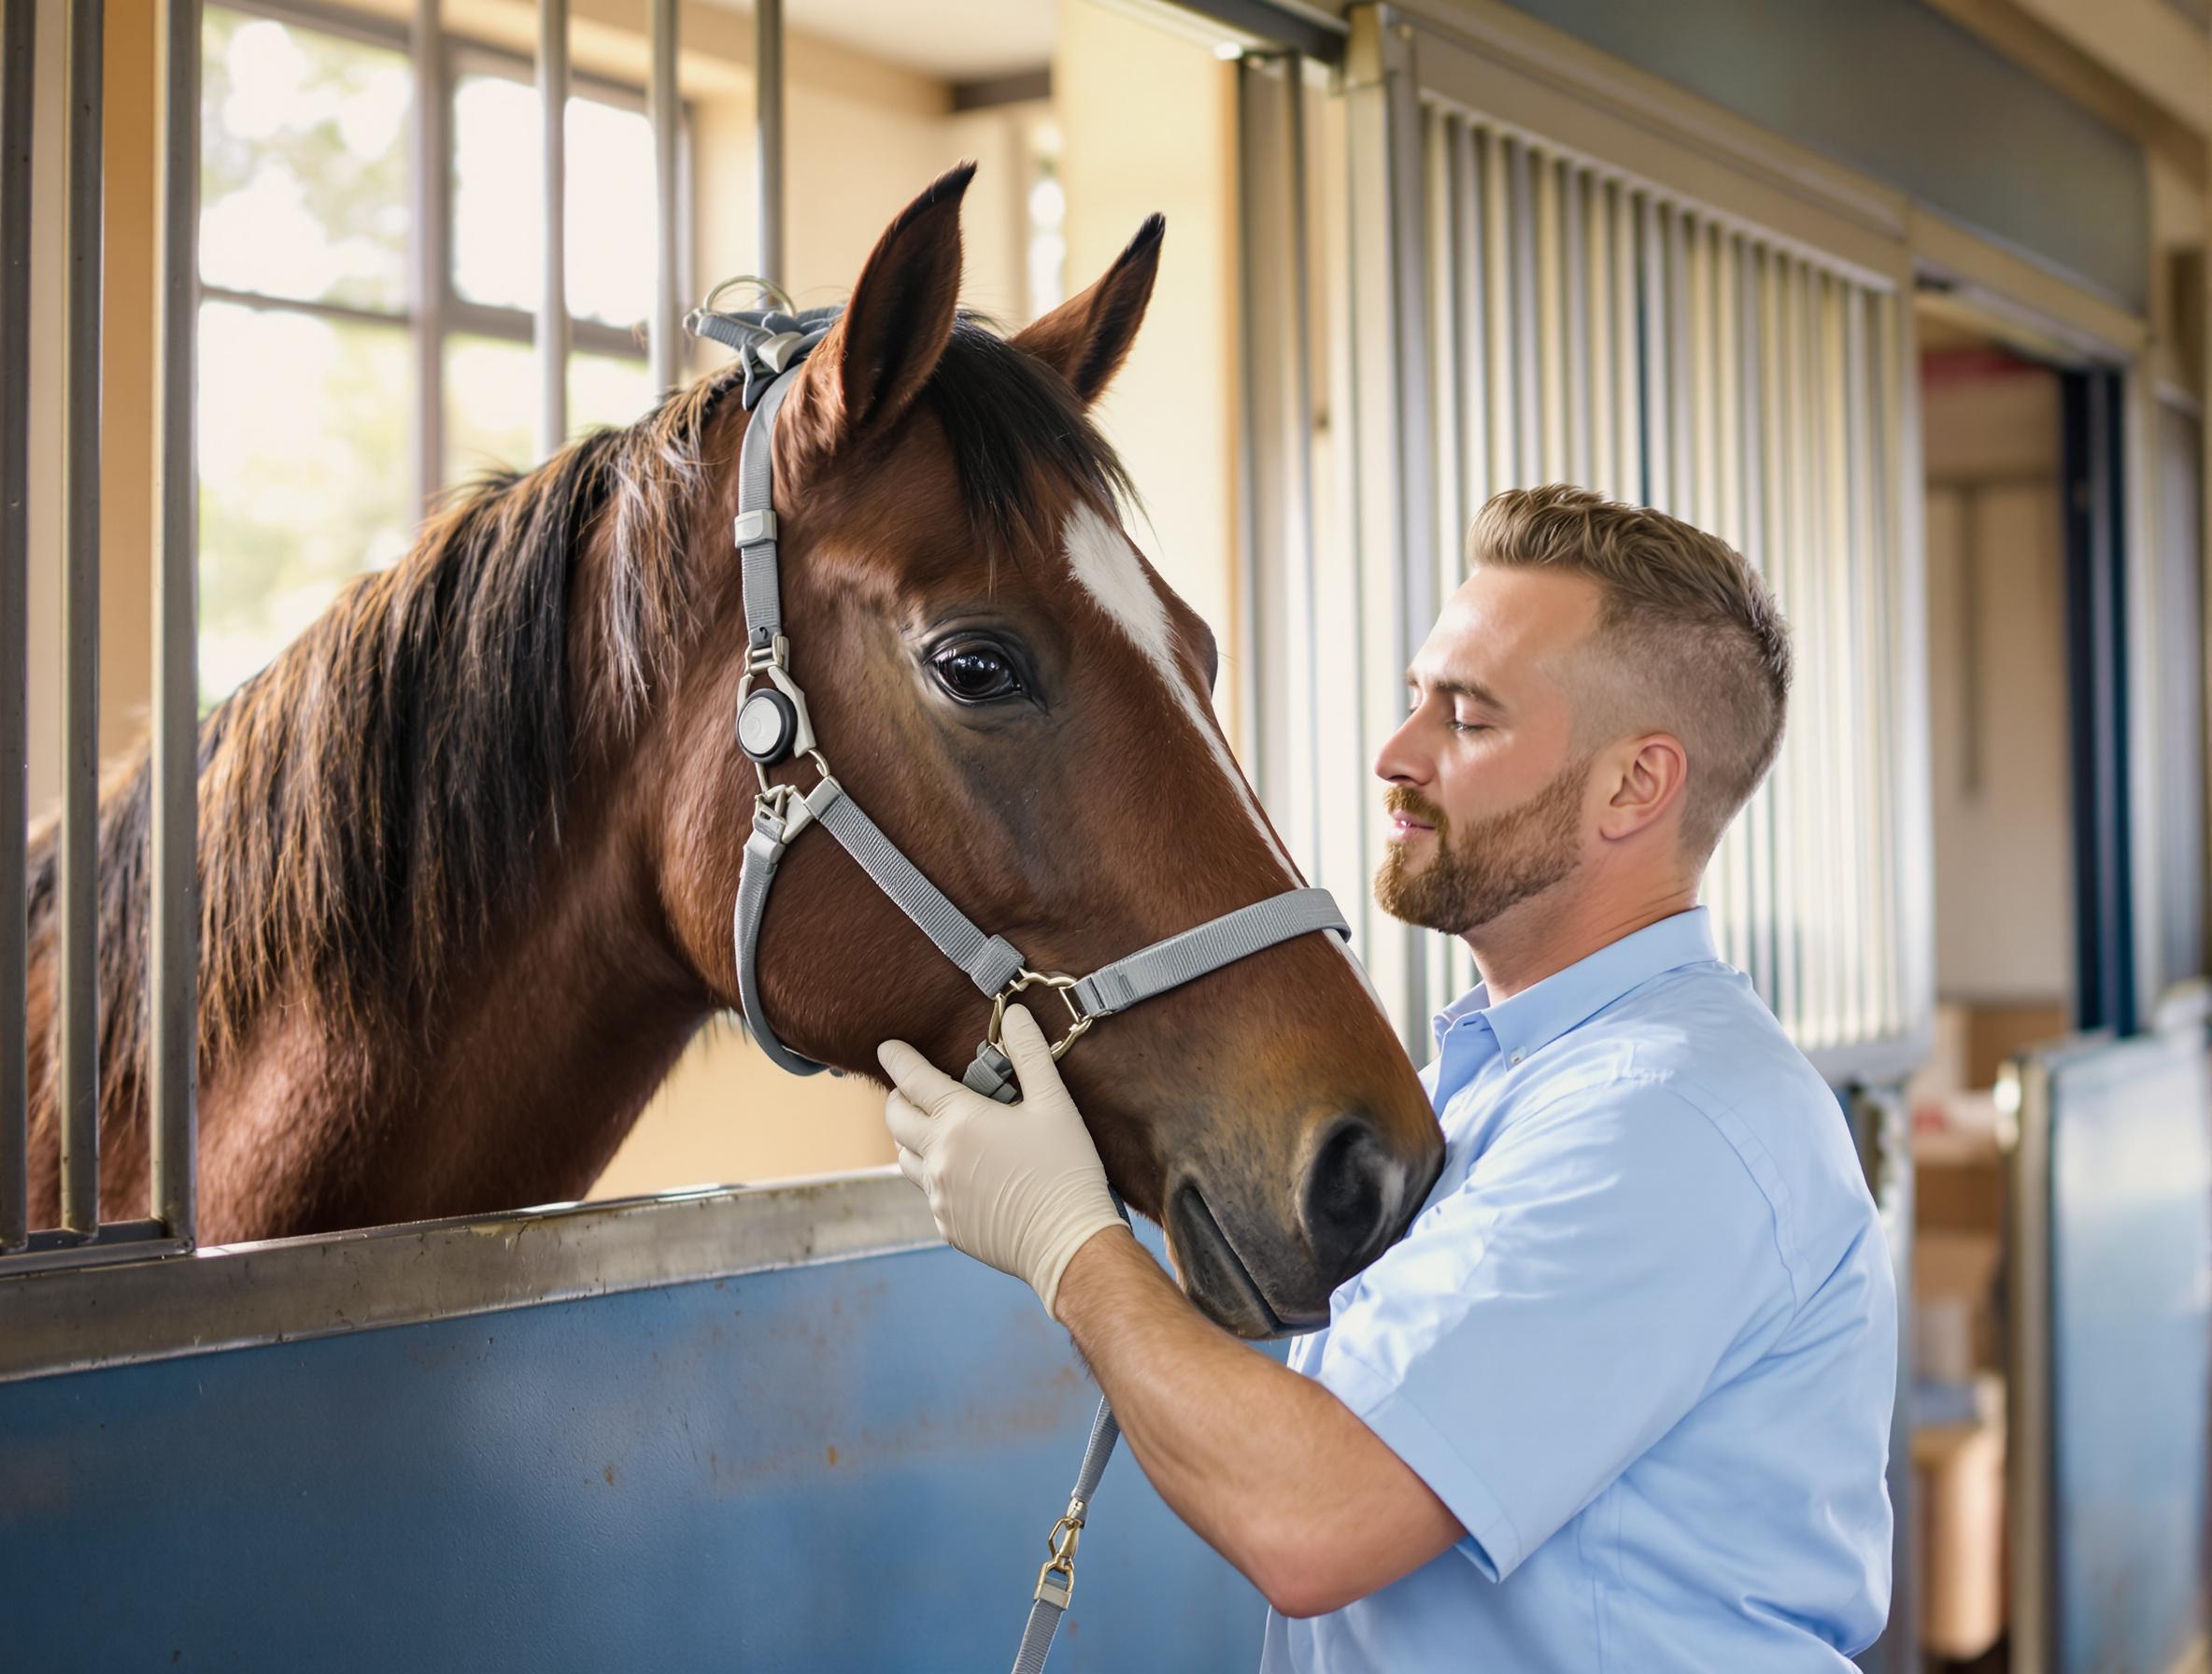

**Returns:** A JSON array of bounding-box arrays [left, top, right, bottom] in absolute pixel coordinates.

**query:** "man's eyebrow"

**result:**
[[1406, 670, 1508, 710]]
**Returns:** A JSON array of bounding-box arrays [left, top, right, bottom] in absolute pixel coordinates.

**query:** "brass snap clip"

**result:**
[[1032, 1497, 1088, 1609]]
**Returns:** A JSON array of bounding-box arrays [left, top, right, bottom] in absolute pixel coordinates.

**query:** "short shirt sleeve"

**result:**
[[1312, 1081, 1792, 1582]]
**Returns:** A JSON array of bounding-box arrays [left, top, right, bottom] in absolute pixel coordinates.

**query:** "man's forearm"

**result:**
[[1053, 1227, 1460, 1615]]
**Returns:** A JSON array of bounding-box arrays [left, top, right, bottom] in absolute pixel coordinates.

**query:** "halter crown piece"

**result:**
[[687, 282, 1357, 1102]]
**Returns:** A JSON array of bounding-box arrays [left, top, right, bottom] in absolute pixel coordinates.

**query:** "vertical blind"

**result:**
[[1243, 70, 1922, 1065], [1412, 106, 1917, 1057]]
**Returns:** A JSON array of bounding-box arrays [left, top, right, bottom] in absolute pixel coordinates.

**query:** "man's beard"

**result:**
[[1373, 759, 1590, 937]]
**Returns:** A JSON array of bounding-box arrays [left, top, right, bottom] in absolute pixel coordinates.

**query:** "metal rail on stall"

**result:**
[[0, 0, 704, 1276]]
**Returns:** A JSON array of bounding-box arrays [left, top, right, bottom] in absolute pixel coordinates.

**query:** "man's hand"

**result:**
[[876, 1004, 1126, 1319]]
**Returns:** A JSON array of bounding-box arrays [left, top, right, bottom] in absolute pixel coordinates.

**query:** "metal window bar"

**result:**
[[755, 0, 782, 281], [153, 0, 202, 1247], [59, 0, 104, 1238], [536, 0, 568, 460], [411, 0, 446, 511], [0, 0, 34, 1256], [648, 0, 680, 396]]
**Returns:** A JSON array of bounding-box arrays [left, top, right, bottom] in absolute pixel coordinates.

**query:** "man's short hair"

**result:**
[[1468, 484, 1792, 862]]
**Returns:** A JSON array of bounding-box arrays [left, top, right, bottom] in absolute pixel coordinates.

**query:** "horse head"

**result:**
[[651, 166, 1441, 1337]]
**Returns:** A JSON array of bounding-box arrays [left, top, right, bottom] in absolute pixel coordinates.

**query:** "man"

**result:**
[[878, 485, 1896, 1669]]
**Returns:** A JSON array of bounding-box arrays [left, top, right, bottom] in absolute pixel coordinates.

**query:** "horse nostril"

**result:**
[[1299, 1115, 1408, 1286]]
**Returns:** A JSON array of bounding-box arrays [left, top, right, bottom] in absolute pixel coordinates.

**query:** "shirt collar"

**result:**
[[1429, 907, 1721, 1061]]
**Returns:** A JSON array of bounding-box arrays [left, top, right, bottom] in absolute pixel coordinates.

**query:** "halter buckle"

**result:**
[[989, 971, 1095, 1063]]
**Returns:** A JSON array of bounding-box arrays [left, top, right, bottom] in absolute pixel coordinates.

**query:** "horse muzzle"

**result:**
[[1164, 1111, 1437, 1339]]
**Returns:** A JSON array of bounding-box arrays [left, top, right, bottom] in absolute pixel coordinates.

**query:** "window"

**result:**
[[197, 3, 682, 705]]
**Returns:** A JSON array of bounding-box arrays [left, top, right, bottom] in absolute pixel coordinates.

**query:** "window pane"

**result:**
[[451, 71, 659, 330], [565, 100, 659, 328], [572, 351, 657, 433], [445, 333, 535, 483], [200, 7, 411, 313], [198, 301, 414, 705], [450, 76, 539, 315], [445, 335, 656, 482]]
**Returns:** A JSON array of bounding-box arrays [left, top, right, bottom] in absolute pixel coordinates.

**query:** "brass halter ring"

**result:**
[[751, 744, 831, 802], [700, 273, 798, 316], [989, 970, 1096, 1062]]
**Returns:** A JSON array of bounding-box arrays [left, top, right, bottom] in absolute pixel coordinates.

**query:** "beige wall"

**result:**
[[1921, 356, 2075, 1006], [1052, 0, 1244, 751]]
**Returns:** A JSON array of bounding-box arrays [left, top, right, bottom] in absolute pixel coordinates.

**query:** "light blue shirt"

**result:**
[[1260, 907, 1895, 1672]]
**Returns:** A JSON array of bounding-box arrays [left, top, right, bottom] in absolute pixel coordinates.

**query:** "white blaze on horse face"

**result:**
[[1062, 502, 1291, 874], [1059, 503, 1390, 1018]]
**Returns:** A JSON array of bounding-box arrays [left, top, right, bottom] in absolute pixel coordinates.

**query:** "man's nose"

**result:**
[[1372, 713, 1430, 787]]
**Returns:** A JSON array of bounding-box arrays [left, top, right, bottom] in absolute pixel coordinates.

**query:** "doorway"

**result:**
[[1907, 306, 2074, 1674]]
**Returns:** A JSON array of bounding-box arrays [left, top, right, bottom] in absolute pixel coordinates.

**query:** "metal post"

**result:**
[[151, 0, 200, 1248], [755, 0, 782, 281], [648, 0, 679, 394], [1346, 4, 1435, 1051], [1383, 12, 1434, 1048], [1234, 55, 1264, 782], [537, 0, 568, 458], [0, 0, 34, 1254], [409, 0, 446, 506], [58, 0, 103, 1238], [1283, 52, 1320, 880]]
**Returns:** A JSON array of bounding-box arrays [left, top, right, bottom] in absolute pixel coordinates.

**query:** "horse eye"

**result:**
[[931, 645, 1023, 702]]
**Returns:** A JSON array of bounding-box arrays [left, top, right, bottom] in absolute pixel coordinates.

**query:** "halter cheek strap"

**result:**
[[696, 297, 1356, 1101]]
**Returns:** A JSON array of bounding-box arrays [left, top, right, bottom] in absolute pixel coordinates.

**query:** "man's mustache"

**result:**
[[1384, 787, 1449, 831]]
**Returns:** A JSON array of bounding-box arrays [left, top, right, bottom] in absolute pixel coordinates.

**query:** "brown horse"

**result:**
[[22, 165, 1441, 1336]]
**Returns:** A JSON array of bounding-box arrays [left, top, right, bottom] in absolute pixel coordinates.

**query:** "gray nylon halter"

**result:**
[[692, 294, 1354, 1103], [688, 291, 1354, 1669]]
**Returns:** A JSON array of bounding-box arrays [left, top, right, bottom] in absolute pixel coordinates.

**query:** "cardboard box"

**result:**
[[1913, 1377, 2008, 1661]]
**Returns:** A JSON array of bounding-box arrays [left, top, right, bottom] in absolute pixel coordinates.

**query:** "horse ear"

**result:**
[[783, 163, 973, 467], [1012, 214, 1164, 406]]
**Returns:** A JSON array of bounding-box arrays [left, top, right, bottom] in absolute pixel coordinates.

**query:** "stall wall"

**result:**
[[0, 1224, 1276, 1672]]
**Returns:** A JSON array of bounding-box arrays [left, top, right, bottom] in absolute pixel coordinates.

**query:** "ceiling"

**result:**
[[770, 0, 1057, 84]]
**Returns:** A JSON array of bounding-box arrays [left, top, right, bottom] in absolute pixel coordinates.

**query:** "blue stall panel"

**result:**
[[2049, 1028, 2212, 1674], [0, 1232, 1275, 1672]]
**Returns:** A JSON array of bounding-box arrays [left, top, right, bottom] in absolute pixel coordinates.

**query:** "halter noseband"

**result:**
[[690, 290, 1356, 1101]]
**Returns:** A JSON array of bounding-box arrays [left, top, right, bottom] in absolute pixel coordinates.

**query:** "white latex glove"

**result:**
[[877, 1003, 1125, 1321]]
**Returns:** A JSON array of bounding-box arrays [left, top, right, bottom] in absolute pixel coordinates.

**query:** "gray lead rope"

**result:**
[[1011, 1189, 1132, 1674]]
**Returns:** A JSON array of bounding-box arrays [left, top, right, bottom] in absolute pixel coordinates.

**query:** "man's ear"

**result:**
[[1012, 214, 1163, 406], [779, 163, 973, 477], [1596, 733, 1690, 843]]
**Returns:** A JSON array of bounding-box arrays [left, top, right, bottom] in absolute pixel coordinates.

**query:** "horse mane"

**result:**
[[25, 312, 1132, 1110]]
